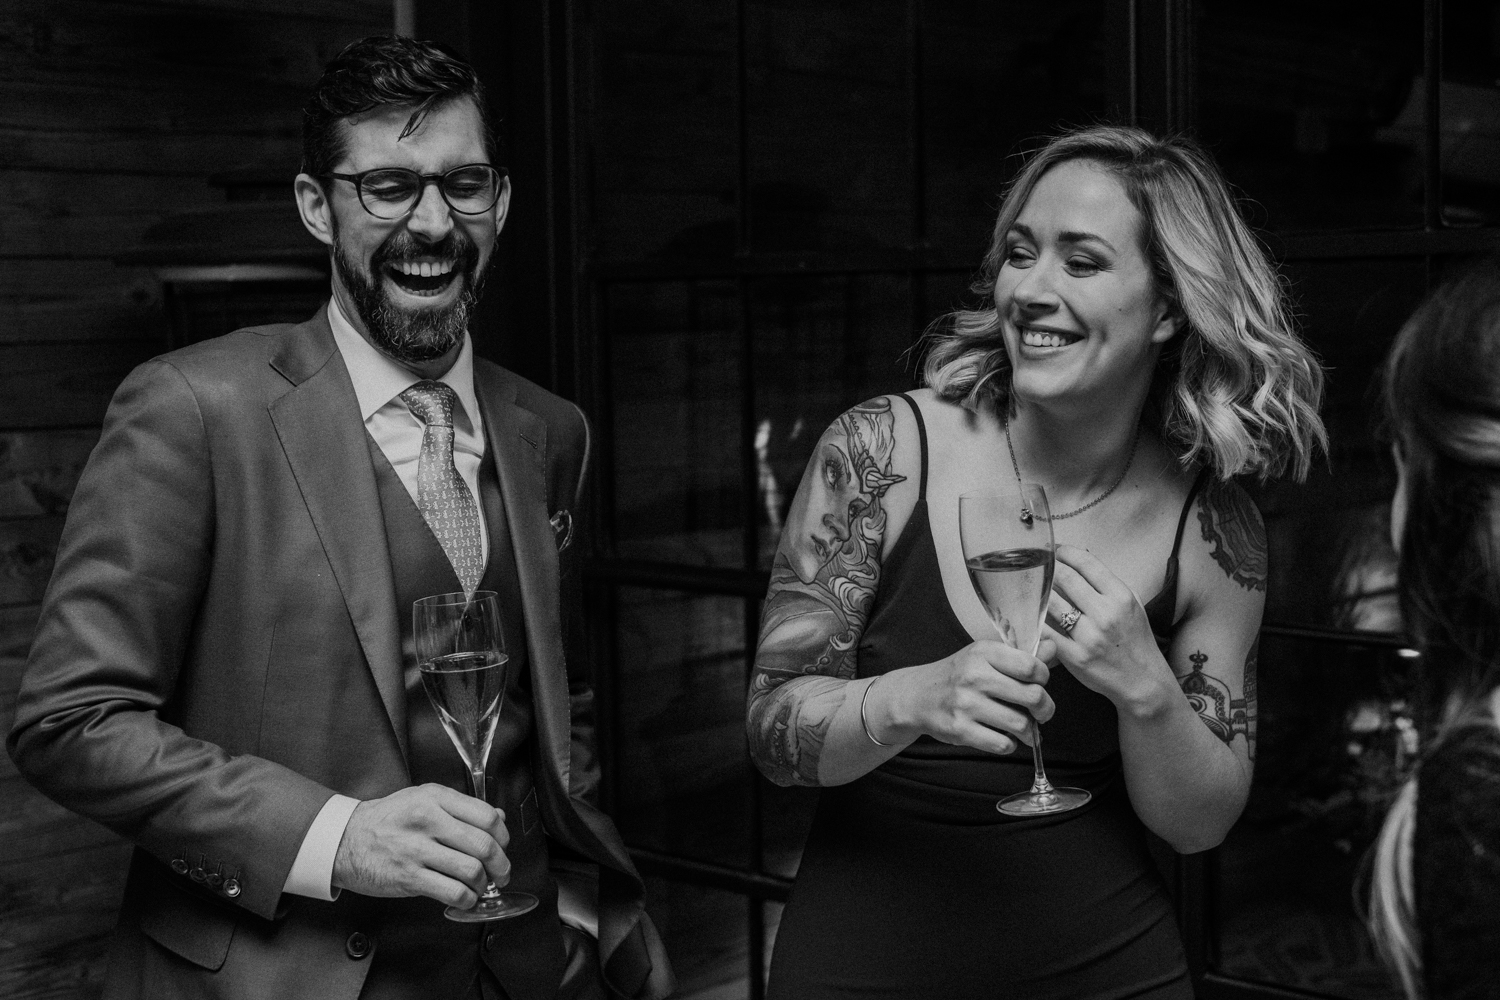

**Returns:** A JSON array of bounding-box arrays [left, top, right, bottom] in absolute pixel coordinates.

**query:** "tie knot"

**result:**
[[400, 381, 458, 428]]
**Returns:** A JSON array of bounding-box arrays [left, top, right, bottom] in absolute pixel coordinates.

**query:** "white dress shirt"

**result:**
[[282, 296, 488, 900]]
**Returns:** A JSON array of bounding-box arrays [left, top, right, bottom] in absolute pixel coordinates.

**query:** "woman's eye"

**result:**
[[1066, 257, 1101, 276], [1005, 247, 1035, 267], [823, 459, 840, 487]]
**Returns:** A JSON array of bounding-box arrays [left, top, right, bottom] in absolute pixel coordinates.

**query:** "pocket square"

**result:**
[[549, 509, 574, 553]]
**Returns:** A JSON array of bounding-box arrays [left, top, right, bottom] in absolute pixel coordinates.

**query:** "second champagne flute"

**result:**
[[414, 590, 538, 922], [959, 486, 1091, 816]]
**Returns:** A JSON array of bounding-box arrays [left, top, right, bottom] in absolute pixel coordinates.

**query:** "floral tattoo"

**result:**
[[1197, 480, 1267, 592], [746, 399, 906, 787]]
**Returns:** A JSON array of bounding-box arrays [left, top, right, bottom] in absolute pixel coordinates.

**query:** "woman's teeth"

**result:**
[[1021, 329, 1074, 348]]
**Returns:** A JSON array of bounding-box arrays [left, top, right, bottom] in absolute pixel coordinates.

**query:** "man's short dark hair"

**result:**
[[301, 36, 499, 177]]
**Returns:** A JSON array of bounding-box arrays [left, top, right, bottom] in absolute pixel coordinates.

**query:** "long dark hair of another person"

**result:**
[[1369, 262, 1500, 998]]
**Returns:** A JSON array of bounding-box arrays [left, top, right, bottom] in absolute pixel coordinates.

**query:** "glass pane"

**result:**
[[608, 281, 744, 567], [590, 0, 739, 260], [613, 588, 752, 866], [923, 0, 1109, 262], [751, 274, 921, 565], [746, 0, 912, 251], [1213, 634, 1415, 998], [1438, 0, 1500, 225], [1196, 0, 1425, 232], [643, 879, 782, 998], [1254, 258, 1427, 632]]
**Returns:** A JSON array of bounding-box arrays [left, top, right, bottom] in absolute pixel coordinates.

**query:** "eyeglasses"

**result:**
[[323, 163, 507, 220]]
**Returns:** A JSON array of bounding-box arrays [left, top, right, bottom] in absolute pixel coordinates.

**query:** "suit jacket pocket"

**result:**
[[132, 854, 237, 971]]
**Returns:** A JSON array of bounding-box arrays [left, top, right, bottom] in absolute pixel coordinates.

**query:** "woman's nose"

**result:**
[[1010, 259, 1059, 311]]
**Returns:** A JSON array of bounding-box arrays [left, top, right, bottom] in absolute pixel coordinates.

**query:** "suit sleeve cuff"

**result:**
[[281, 794, 360, 901]]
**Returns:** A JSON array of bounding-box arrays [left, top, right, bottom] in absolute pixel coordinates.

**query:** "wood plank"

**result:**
[[0, 171, 225, 260], [0, 430, 100, 518], [0, 261, 168, 345], [0, 128, 303, 178], [0, 341, 160, 430], [86, 0, 389, 24], [0, 0, 387, 92], [0, 79, 306, 138], [0, 842, 131, 1000]]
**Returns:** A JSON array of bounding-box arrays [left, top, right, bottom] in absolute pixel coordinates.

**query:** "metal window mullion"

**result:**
[[1423, 0, 1443, 233]]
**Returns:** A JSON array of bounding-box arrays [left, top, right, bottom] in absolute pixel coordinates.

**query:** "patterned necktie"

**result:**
[[399, 381, 485, 594]]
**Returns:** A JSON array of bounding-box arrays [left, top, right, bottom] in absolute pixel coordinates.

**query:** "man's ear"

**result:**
[[491, 176, 512, 235], [294, 173, 335, 247]]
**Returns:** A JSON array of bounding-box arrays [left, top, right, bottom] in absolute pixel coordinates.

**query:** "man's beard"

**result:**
[[332, 223, 489, 366]]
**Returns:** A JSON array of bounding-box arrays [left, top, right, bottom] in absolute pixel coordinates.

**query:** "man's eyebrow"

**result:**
[[1008, 222, 1117, 255]]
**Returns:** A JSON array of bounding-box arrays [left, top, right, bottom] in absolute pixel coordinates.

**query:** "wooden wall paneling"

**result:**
[[0, 262, 167, 345]]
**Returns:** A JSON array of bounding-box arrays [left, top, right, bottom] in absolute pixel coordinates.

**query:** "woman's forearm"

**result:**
[[1116, 675, 1252, 853], [747, 672, 917, 787]]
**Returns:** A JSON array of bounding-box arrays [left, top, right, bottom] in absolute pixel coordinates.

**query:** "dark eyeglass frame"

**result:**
[[322, 163, 508, 220]]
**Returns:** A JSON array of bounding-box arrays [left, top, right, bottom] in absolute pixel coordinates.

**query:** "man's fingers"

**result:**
[[431, 818, 512, 888], [413, 868, 479, 911]]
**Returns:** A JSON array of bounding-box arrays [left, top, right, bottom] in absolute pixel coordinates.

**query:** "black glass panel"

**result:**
[[1212, 634, 1415, 998], [607, 281, 745, 567], [1196, 0, 1424, 232], [1438, 0, 1500, 224], [642, 879, 780, 997], [590, 0, 739, 260], [922, 0, 1109, 262], [745, 0, 912, 252], [1253, 258, 1426, 632], [750, 273, 921, 566], [613, 588, 752, 865]]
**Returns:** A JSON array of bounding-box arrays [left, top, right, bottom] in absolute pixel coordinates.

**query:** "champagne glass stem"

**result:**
[[468, 766, 501, 898], [1027, 720, 1056, 797]]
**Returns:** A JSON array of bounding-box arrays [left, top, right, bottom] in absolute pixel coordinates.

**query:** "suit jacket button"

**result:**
[[170, 858, 190, 875], [222, 878, 242, 898], [484, 931, 498, 951], [189, 867, 206, 883], [346, 932, 373, 960]]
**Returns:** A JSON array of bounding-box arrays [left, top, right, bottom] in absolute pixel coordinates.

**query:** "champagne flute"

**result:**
[[959, 486, 1091, 816], [414, 590, 538, 922]]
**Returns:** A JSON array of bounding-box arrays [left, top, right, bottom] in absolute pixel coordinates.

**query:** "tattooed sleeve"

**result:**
[[746, 399, 906, 787], [1197, 480, 1268, 592]]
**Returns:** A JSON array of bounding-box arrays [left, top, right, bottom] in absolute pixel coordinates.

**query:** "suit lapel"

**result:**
[[266, 308, 408, 764], [473, 365, 570, 790]]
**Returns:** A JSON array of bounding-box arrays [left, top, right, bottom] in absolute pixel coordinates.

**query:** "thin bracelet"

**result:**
[[861, 676, 893, 748]]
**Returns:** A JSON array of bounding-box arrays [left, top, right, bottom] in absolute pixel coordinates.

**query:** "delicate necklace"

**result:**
[[1004, 418, 1139, 525]]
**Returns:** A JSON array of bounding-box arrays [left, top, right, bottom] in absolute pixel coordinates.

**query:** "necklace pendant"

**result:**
[[1019, 506, 1034, 526]]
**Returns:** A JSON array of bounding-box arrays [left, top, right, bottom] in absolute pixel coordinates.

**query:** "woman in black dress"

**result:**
[[746, 125, 1326, 999], [1369, 267, 1500, 999]]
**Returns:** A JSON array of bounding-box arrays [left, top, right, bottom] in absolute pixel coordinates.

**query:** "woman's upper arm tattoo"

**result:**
[[1197, 481, 1267, 592], [746, 399, 906, 786], [1176, 642, 1258, 762]]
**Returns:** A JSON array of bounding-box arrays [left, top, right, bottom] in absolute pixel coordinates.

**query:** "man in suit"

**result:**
[[7, 36, 673, 1000]]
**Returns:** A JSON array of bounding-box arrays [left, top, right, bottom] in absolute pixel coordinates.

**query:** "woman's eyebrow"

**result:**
[[1008, 222, 1117, 254]]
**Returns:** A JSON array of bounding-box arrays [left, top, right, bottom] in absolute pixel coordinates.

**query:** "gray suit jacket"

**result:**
[[8, 307, 673, 1000]]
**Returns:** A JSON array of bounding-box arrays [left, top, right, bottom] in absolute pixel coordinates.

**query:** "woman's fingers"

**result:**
[[1050, 561, 1106, 617], [1054, 544, 1126, 596]]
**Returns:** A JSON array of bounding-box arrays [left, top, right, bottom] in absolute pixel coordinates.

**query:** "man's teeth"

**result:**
[[1021, 329, 1074, 348], [393, 260, 455, 277]]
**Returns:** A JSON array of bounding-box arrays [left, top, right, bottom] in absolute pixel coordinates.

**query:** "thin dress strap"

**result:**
[[895, 393, 929, 500], [1170, 467, 1212, 562]]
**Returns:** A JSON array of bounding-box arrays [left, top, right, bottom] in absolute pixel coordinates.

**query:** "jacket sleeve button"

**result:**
[[170, 858, 190, 875], [222, 878, 242, 898], [346, 931, 373, 960]]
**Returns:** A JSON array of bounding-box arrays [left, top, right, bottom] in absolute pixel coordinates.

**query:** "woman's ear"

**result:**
[[1150, 299, 1181, 345]]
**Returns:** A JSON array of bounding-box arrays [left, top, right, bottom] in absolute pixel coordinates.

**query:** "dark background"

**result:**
[[2, 1, 1494, 997]]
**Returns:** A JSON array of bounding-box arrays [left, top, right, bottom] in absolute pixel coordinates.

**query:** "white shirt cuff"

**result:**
[[282, 794, 360, 901]]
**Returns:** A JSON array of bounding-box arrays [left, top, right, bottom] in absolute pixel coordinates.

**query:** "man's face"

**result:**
[[314, 97, 508, 368]]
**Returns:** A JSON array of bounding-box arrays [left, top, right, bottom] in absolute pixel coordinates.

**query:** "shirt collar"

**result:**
[[327, 294, 483, 434]]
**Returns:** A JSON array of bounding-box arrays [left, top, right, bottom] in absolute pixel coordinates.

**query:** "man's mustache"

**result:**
[[371, 231, 481, 278]]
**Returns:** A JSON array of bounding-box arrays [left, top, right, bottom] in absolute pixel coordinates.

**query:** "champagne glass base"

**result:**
[[997, 786, 1091, 816], [444, 890, 539, 923]]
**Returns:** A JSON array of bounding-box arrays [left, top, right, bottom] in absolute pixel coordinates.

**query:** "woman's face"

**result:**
[[1390, 443, 1410, 555], [783, 437, 860, 584], [995, 158, 1177, 409]]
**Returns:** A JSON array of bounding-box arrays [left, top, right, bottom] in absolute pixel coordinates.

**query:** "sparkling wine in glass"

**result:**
[[415, 590, 538, 922], [960, 487, 1091, 816]]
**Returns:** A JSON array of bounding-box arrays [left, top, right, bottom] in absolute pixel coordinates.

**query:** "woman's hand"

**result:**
[[1044, 544, 1175, 712], [875, 639, 1056, 756]]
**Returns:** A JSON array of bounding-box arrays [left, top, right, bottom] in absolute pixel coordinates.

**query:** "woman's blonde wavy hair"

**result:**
[[923, 125, 1326, 482]]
